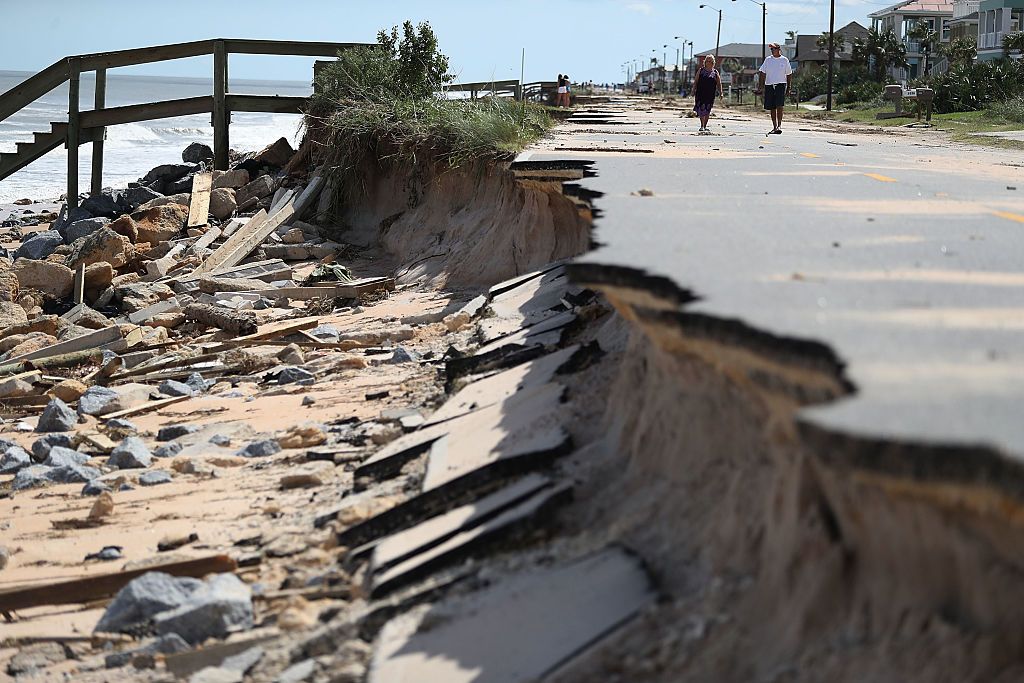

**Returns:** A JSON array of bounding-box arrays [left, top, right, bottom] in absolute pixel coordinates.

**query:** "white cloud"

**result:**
[[625, 2, 654, 14]]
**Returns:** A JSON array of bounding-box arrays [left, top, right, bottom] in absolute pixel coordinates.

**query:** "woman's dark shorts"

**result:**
[[764, 83, 787, 110]]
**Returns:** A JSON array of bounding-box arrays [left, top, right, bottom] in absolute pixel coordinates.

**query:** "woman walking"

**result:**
[[692, 55, 723, 134]]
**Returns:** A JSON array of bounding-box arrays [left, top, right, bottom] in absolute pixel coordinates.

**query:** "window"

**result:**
[[942, 18, 950, 39]]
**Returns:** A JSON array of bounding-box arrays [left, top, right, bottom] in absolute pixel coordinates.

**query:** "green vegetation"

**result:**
[[308, 21, 553, 200]]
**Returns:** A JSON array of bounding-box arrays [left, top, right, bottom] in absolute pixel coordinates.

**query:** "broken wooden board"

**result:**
[[425, 345, 582, 427], [367, 548, 654, 683], [186, 171, 213, 229], [126, 297, 180, 325], [191, 209, 269, 277], [187, 226, 221, 256], [6, 326, 122, 363], [370, 480, 572, 597], [100, 395, 189, 421], [0, 555, 237, 613], [244, 277, 394, 301]]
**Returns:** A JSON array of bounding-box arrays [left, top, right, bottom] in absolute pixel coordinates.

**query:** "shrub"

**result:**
[[837, 80, 883, 106], [929, 59, 1024, 113], [986, 95, 1024, 123]]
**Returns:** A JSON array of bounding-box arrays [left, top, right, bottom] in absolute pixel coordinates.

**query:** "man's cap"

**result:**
[[768, 42, 781, 49]]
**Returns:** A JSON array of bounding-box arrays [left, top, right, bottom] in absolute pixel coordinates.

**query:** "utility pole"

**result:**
[[826, 0, 836, 110], [700, 5, 724, 61]]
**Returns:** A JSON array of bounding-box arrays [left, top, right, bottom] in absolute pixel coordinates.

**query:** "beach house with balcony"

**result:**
[[976, 0, 1024, 59], [869, 0, 954, 79], [949, 0, 981, 42]]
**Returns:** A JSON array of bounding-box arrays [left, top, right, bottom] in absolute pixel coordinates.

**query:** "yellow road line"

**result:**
[[800, 152, 819, 158], [993, 210, 1024, 224], [863, 173, 897, 182]]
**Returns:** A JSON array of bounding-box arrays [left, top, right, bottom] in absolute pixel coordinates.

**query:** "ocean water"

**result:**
[[0, 71, 312, 202]]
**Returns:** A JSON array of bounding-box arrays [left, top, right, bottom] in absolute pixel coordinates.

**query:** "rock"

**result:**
[[159, 380, 194, 397], [153, 442, 182, 458], [0, 545, 8, 570], [209, 188, 236, 220], [132, 204, 187, 244], [51, 204, 92, 234], [0, 268, 20, 302], [185, 372, 211, 394], [234, 175, 275, 207], [139, 470, 172, 486], [108, 437, 153, 469], [73, 305, 114, 330], [307, 324, 339, 341], [11, 259, 74, 299], [276, 343, 304, 365], [83, 479, 112, 496], [78, 385, 121, 416], [253, 137, 295, 168], [182, 142, 214, 163], [276, 366, 315, 385], [117, 282, 175, 314], [48, 462, 101, 484], [12, 464, 54, 490], [36, 397, 78, 432], [94, 571, 204, 634], [104, 633, 190, 670], [282, 227, 305, 244], [67, 227, 133, 269], [84, 261, 114, 289], [88, 491, 115, 520], [301, 396, 315, 407], [275, 659, 316, 683], [43, 446, 89, 468], [198, 276, 273, 294], [142, 163, 195, 187], [137, 193, 190, 212], [14, 230, 63, 260], [0, 301, 28, 329], [212, 169, 249, 189], [237, 439, 281, 458], [4, 333, 57, 359], [106, 418, 139, 433], [153, 573, 254, 645], [386, 345, 418, 364], [31, 433, 74, 461], [64, 216, 111, 243], [47, 379, 87, 405], [165, 174, 197, 195], [0, 446, 31, 474], [0, 377, 34, 399], [87, 545, 123, 561], [157, 424, 198, 442], [209, 434, 232, 446], [280, 470, 327, 490], [118, 185, 163, 213], [80, 192, 121, 219], [277, 425, 326, 449], [6, 642, 69, 676], [107, 214, 139, 243]]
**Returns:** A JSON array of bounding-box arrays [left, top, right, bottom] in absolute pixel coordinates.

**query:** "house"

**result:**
[[976, 0, 1024, 60], [793, 21, 870, 71], [692, 43, 772, 87], [634, 64, 683, 93], [949, 0, 980, 43], [869, 0, 954, 79]]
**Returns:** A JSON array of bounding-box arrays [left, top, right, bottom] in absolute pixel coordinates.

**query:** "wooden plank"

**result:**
[[205, 316, 320, 353], [90, 68, 106, 196], [77, 40, 217, 72], [226, 95, 306, 114], [223, 39, 370, 57], [213, 40, 228, 170], [213, 196, 297, 271], [191, 209, 270, 277], [250, 277, 394, 300], [79, 96, 214, 129], [0, 555, 236, 613], [187, 172, 213, 228], [188, 226, 221, 255], [6, 326, 122, 363], [0, 60, 71, 124], [100, 395, 189, 421]]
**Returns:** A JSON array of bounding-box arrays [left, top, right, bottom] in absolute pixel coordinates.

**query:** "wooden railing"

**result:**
[[444, 80, 559, 104], [0, 39, 370, 208]]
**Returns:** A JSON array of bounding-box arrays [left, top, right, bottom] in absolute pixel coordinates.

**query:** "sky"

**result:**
[[0, 0, 889, 84]]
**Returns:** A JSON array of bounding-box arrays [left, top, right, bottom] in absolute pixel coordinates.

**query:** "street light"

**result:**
[[732, 0, 767, 64], [826, 0, 835, 110], [699, 4, 724, 61]]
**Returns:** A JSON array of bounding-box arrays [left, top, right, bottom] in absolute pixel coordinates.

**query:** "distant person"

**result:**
[[556, 74, 566, 107], [563, 75, 572, 107], [692, 55, 723, 134], [755, 42, 792, 135]]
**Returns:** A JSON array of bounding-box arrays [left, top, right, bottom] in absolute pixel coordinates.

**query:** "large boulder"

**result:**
[[208, 188, 236, 220], [51, 205, 92, 235], [182, 142, 213, 164], [107, 436, 153, 469], [63, 217, 111, 244], [234, 175, 275, 207], [67, 228, 133, 269], [84, 261, 114, 290], [153, 573, 254, 644], [136, 193, 190, 212], [117, 185, 163, 213], [142, 163, 195, 188], [12, 259, 74, 299], [14, 230, 63, 261], [77, 385, 121, 416], [131, 204, 187, 244], [253, 137, 295, 168], [94, 572, 203, 634], [212, 169, 249, 190], [0, 268, 20, 302], [107, 215, 138, 243], [116, 282, 175, 314], [164, 173, 197, 196], [0, 301, 28, 330], [35, 398, 78, 432], [80, 192, 121, 219]]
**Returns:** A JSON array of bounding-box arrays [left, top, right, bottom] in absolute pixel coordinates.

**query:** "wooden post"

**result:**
[[90, 68, 106, 196], [74, 262, 85, 304], [67, 58, 81, 209], [213, 40, 228, 170]]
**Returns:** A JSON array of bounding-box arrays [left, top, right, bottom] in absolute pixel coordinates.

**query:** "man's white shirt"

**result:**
[[759, 55, 792, 86]]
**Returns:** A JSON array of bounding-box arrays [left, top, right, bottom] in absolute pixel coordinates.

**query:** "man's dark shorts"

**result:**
[[764, 83, 787, 110]]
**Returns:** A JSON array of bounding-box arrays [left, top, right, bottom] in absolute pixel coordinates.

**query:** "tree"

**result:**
[[937, 37, 976, 68], [816, 31, 844, 61], [786, 30, 797, 42], [906, 21, 940, 75], [376, 21, 454, 97], [861, 27, 909, 81], [1004, 31, 1024, 57]]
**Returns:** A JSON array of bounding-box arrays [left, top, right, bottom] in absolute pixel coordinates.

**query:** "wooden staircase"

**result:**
[[0, 123, 102, 181]]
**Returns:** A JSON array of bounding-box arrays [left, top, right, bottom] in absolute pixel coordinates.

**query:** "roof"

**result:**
[[693, 42, 766, 59], [794, 22, 869, 62], [868, 0, 953, 17]]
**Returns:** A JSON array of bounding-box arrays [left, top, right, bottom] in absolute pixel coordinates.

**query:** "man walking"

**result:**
[[755, 42, 792, 135]]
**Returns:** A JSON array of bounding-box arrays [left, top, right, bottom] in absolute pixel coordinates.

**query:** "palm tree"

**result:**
[[816, 31, 845, 62], [906, 21, 939, 75], [880, 29, 910, 80], [1003, 31, 1024, 57], [938, 37, 976, 67], [851, 36, 869, 67]]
